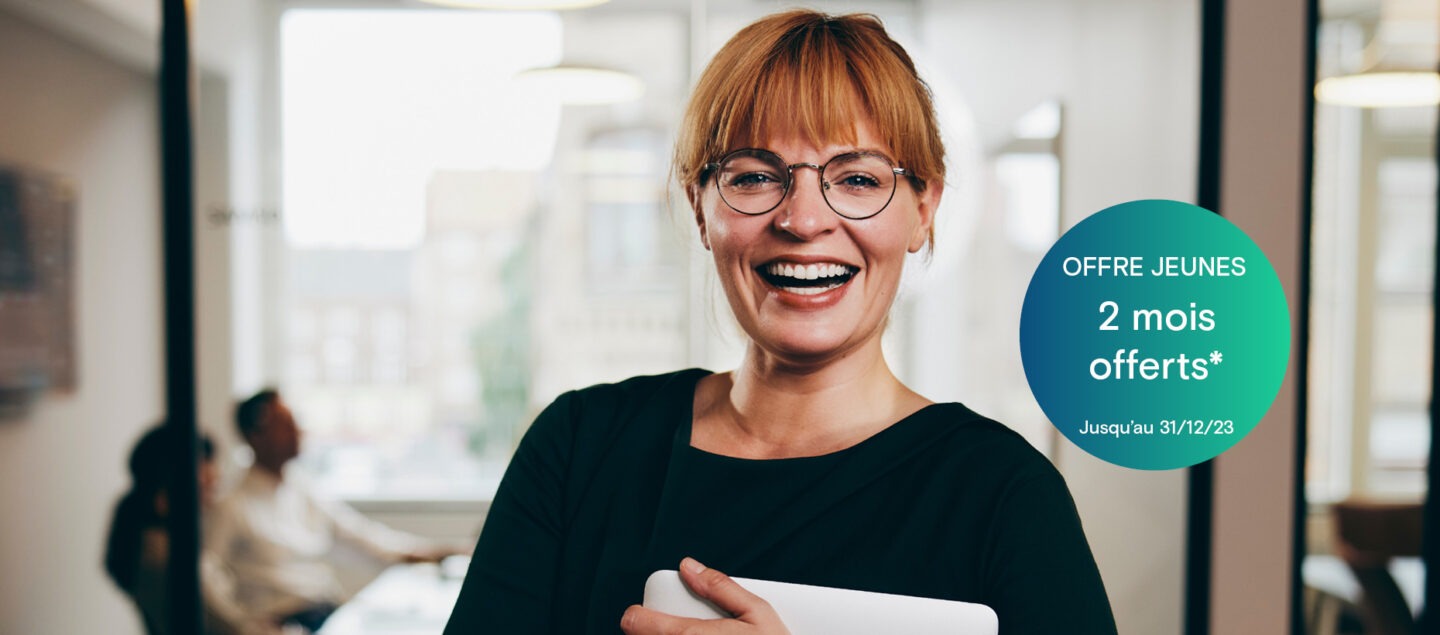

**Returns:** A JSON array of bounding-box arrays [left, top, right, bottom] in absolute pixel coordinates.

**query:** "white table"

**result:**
[[1302, 554, 1425, 635], [318, 558, 469, 635]]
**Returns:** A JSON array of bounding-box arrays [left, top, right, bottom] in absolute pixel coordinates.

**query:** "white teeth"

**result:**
[[764, 262, 854, 280], [761, 261, 855, 295], [783, 281, 844, 295]]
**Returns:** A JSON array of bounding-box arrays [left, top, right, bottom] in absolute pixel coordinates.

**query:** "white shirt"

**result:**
[[205, 467, 424, 621], [130, 528, 271, 635]]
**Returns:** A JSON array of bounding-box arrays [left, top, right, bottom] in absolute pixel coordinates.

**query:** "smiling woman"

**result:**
[[690, 114, 935, 367], [444, 9, 1117, 635]]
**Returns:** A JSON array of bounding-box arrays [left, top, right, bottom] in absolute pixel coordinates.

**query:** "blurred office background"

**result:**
[[1306, 1, 1435, 634], [0, 0, 1430, 633]]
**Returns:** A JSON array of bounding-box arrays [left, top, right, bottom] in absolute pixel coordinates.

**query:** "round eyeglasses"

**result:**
[[703, 148, 912, 220]]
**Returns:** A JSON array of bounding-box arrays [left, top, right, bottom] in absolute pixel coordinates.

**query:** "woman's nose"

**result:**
[[773, 170, 838, 240]]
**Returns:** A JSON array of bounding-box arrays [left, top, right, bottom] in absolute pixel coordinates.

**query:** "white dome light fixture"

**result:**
[[415, 0, 612, 9], [513, 64, 644, 105], [1316, 70, 1440, 108], [1315, 0, 1439, 108]]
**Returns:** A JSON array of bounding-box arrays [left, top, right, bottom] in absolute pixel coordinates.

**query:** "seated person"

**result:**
[[206, 389, 462, 633], [104, 424, 272, 635]]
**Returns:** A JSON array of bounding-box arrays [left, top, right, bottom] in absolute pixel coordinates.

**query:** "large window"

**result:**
[[278, 9, 689, 499], [1307, 8, 1437, 503], [269, 4, 1158, 515]]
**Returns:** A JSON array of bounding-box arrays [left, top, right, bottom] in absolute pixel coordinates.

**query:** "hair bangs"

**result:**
[[744, 24, 867, 154], [677, 9, 946, 243]]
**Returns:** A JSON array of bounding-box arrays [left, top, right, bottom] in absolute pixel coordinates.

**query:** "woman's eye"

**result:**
[[728, 172, 781, 188], [835, 173, 882, 189]]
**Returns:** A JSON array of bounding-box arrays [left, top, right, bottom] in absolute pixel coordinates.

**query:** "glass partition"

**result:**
[[1303, 0, 1435, 632], [194, 0, 1200, 631]]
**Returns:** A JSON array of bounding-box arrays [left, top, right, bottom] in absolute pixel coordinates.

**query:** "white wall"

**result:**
[[193, 0, 275, 407], [193, 0, 273, 480], [919, 1, 1198, 634], [0, 8, 162, 634]]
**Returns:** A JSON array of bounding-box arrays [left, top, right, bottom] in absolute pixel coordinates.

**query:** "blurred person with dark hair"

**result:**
[[103, 424, 273, 635], [207, 388, 463, 632]]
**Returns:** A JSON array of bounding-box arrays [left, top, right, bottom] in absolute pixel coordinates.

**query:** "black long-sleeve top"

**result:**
[[445, 369, 1117, 634]]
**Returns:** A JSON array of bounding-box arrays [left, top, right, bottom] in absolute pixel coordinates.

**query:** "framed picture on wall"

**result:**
[[0, 164, 76, 418]]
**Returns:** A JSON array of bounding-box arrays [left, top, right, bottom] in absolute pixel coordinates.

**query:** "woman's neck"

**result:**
[[692, 340, 930, 458]]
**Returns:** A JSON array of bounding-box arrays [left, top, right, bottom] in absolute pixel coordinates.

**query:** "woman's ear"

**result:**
[[689, 186, 711, 251], [907, 179, 943, 253]]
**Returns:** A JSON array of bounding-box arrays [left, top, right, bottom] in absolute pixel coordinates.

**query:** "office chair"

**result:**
[[1332, 499, 1423, 635]]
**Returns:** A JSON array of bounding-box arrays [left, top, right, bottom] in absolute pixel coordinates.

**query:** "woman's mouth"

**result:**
[[756, 261, 858, 296]]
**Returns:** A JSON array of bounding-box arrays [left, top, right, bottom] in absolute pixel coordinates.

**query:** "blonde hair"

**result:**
[[674, 10, 945, 244]]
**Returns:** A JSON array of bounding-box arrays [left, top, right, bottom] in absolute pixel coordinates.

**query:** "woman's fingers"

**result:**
[[677, 558, 780, 623], [619, 559, 789, 634], [620, 604, 709, 634]]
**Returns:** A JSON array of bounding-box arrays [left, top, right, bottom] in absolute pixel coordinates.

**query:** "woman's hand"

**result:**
[[620, 558, 791, 635]]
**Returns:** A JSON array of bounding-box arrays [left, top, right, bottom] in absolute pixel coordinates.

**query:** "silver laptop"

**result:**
[[643, 570, 998, 635]]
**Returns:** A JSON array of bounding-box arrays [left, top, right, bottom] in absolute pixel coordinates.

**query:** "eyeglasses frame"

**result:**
[[701, 148, 914, 221]]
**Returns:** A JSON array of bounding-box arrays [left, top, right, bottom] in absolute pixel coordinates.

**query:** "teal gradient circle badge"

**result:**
[[1020, 199, 1290, 470]]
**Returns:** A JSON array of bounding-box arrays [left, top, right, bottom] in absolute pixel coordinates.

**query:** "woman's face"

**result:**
[[694, 115, 941, 364]]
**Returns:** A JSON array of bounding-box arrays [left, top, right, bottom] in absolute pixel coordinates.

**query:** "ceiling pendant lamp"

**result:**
[[513, 63, 644, 105], [1316, 70, 1440, 108], [1315, 0, 1439, 108], [415, 0, 612, 10]]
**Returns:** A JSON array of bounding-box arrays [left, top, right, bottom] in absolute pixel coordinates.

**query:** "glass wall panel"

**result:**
[[191, 0, 1200, 631], [1304, 0, 1435, 631]]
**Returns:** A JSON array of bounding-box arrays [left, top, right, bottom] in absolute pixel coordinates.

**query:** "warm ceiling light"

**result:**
[[1316, 71, 1440, 108], [513, 65, 644, 105], [415, 0, 612, 9], [1315, 0, 1439, 108]]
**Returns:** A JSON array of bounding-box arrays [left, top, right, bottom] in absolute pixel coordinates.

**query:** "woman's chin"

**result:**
[[737, 283, 884, 363], [747, 324, 867, 365]]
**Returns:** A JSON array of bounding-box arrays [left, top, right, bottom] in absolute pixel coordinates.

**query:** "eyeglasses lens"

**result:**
[[822, 153, 897, 219]]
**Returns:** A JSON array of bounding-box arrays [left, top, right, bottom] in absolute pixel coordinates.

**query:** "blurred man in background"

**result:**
[[207, 389, 461, 632]]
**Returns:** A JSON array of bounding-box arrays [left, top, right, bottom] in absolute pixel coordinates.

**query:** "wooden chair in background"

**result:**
[[1332, 499, 1424, 635]]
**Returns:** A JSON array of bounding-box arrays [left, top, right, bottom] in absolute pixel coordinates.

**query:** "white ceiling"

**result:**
[[82, 0, 154, 33], [6, 0, 1431, 73], [30, 0, 923, 39]]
